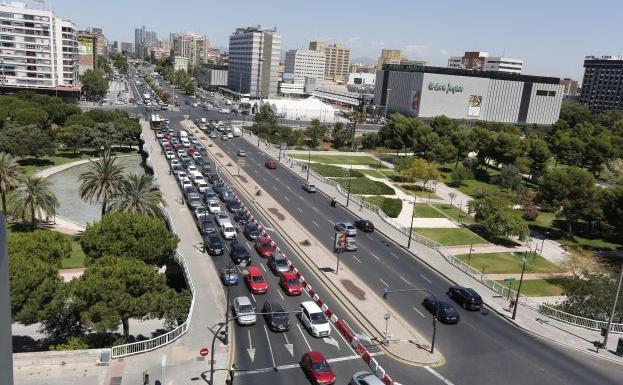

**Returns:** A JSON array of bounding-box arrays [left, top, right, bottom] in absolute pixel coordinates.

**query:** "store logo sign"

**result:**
[[428, 82, 463, 94]]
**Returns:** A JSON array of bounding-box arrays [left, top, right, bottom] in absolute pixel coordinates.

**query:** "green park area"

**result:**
[[432, 204, 475, 224], [362, 196, 402, 218], [398, 184, 441, 200], [293, 154, 383, 167], [414, 204, 446, 218], [19, 148, 96, 176], [310, 163, 364, 178], [496, 279, 565, 297], [456, 252, 564, 274], [415, 228, 487, 247], [335, 177, 394, 195]]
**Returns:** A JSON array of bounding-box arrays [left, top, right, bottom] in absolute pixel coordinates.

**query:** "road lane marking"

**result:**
[[277, 289, 285, 301], [412, 306, 426, 318], [369, 253, 380, 261], [247, 330, 256, 362], [390, 252, 399, 259], [352, 255, 362, 263], [424, 366, 456, 385], [378, 277, 390, 288], [272, 186, 278, 191], [420, 274, 432, 283], [263, 325, 276, 368], [260, 263, 267, 272], [283, 333, 294, 356], [284, 196, 289, 202], [312, 220, 319, 228], [251, 293, 256, 302], [366, 235, 373, 240], [312, 206, 319, 212], [262, 177, 267, 182], [297, 207, 303, 213], [297, 324, 313, 351], [400, 275, 412, 285], [275, 177, 280, 182]]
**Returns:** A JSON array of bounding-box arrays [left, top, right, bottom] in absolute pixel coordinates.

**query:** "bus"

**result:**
[[150, 113, 164, 130]]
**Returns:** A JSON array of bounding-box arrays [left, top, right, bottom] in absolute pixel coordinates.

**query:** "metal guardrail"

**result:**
[[245, 130, 623, 335], [111, 146, 196, 358]]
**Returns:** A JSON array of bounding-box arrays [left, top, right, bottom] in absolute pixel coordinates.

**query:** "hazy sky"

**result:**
[[48, 0, 623, 80]]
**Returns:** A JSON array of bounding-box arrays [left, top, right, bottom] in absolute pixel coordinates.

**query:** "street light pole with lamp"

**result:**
[[383, 287, 438, 353], [512, 254, 528, 320], [407, 197, 417, 249], [602, 258, 623, 348]]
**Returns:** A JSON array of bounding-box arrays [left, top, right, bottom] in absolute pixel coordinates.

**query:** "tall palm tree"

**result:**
[[12, 175, 59, 229], [108, 173, 165, 218], [0, 152, 23, 215], [78, 149, 125, 218]]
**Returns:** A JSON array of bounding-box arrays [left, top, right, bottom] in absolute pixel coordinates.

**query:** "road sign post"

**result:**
[[334, 231, 347, 274]]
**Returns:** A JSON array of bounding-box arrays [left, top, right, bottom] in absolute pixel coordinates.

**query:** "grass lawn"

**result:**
[[358, 169, 386, 178], [293, 154, 384, 167], [415, 228, 487, 246], [456, 252, 564, 274], [528, 217, 622, 251], [18, 148, 97, 176], [415, 204, 446, 218], [335, 177, 394, 195], [310, 163, 364, 178], [496, 279, 565, 297], [60, 234, 87, 269], [432, 204, 475, 224], [399, 184, 441, 200], [362, 196, 403, 218]]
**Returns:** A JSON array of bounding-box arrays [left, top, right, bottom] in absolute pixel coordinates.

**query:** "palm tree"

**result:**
[[79, 149, 125, 218], [12, 175, 59, 229], [108, 173, 165, 218], [0, 152, 23, 215]]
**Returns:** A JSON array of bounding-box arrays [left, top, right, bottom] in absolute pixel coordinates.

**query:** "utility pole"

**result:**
[[407, 197, 416, 249], [512, 256, 527, 320], [602, 258, 623, 348], [346, 165, 353, 207]]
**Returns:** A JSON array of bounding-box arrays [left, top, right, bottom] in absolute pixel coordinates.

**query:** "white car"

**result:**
[[209, 132, 218, 138], [227, 133, 234, 139], [177, 149, 186, 157], [182, 140, 191, 148], [155, 132, 163, 138], [193, 175, 206, 185], [233, 296, 256, 326], [221, 222, 237, 240], [165, 150, 175, 159], [207, 200, 221, 214], [176, 172, 190, 184], [196, 181, 209, 193], [215, 212, 230, 226], [299, 301, 331, 337], [187, 165, 198, 173], [180, 180, 193, 191], [170, 159, 180, 168]]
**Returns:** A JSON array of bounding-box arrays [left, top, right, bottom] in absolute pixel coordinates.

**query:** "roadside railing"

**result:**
[[243, 129, 623, 335], [111, 143, 196, 358]]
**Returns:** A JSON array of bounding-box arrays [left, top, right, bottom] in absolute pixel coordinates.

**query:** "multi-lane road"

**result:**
[[136, 70, 623, 385]]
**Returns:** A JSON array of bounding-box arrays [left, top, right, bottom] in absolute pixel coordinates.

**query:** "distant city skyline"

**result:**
[[46, 0, 623, 81]]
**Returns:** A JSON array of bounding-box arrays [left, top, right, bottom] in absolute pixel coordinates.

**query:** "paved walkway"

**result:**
[[486, 272, 573, 281], [446, 244, 530, 256], [58, 268, 85, 282], [245, 132, 623, 365]]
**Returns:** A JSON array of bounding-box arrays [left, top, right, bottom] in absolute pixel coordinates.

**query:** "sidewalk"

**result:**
[[200, 124, 439, 367], [244, 132, 623, 365]]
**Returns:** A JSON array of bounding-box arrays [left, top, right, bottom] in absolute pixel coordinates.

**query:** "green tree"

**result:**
[[550, 129, 585, 166], [97, 55, 112, 75], [72, 256, 170, 340], [163, 289, 192, 330], [469, 193, 529, 240], [0, 152, 22, 214], [360, 132, 379, 149], [525, 134, 551, 179], [558, 101, 595, 127], [9, 251, 61, 324], [558, 272, 623, 323], [602, 158, 623, 186], [253, 104, 278, 136], [450, 164, 474, 187], [80, 68, 109, 100], [306, 118, 326, 148], [12, 175, 59, 229], [183, 80, 196, 95], [80, 212, 178, 266], [8, 230, 70, 265], [397, 157, 439, 192], [332, 123, 351, 148], [495, 164, 522, 192], [23, 126, 55, 160], [12, 107, 49, 128], [450, 130, 473, 168], [492, 132, 522, 166], [539, 167, 601, 236], [56, 125, 88, 154], [78, 149, 126, 217], [64, 113, 96, 128], [108, 174, 165, 218]]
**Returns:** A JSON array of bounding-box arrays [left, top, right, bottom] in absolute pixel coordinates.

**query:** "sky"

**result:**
[[48, 0, 623, 81]]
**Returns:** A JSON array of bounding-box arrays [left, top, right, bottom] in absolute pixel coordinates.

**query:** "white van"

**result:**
[[178, 130, 188, 140], [299, 301, 331, 337]]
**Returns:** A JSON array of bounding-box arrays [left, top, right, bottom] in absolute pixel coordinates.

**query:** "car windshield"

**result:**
[[238, 304, 253, 313], [224, 226, 235, 232], [252, 275, 264, 283], [287, 279, 299, 286], [272, 311, 287, 320], [247, 225, 258, 232], [276, 259, 288, 267], [442, 305, 458, 315], [312, 361, 331, 372], [260, 242, 272, 249], [310, 312, 327, 324]]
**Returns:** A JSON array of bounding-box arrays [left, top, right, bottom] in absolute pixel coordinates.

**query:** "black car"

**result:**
[[179, 154, 192, 166], [422, 296, 460, 324], [207, 173, 220, 183], [230, 242, 251, 265], [184, 186, 199, 199], [205, 232, 224, 255], [233, 210, 251, 224], [219, 188, 233, 202], [226, 199, 242, 213], [262, 301, 290, 332], [447, 286, 483, 311], [354, 219, 375, 232], [243, 223, 261, 240], [199, 217, 217, 234]]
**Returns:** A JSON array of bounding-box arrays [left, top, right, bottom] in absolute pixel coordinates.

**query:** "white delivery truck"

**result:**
[[232, 127, 242, 137]]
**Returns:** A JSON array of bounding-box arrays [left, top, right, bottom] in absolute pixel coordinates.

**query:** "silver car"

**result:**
[[335, 222, 357, 236], [350, 371, 384, 385], [233, 296, 256, 325], [268, 253, 290, 276]]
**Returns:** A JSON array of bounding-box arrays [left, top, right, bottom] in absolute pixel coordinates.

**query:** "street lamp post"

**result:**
[[346, 165, 353, 208], [467, 243, 475, 267], [223, 260, 233, 346], [602, 258, 623, 348], [407, 197, 416, 249], [306, 146, 311, 181], [512, 255, 528, 320], [383, 288, 438, 353]]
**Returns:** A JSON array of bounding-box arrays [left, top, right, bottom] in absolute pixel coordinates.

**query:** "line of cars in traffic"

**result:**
[[156, 123, 364, 385]]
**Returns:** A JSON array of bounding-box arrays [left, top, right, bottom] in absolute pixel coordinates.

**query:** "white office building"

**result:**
[[0, 1, 79, 91], [448, 51, 523, 74], [227, 26, 280, 98], [284, 49, 325, 83]]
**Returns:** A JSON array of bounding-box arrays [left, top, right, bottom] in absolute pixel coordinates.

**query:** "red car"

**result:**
[[254, 237, 276, 258], [300, 351, 335, 385], [244, 266, 268, 294], [164, 133, 172, 140], [187, 148, 195, 156], [265, 159, 277, 169], [279, 272, 302, 296]]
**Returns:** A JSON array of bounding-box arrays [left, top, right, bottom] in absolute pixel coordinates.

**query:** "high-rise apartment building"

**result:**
[[448, 51, 523, 74], [172, 32, 209, 66], [377, 49, 402, 68], [112, 41, 133, 54], [77, 30, 96, 75], [580, 56, 623, 113], [134, 26, 157, 58], [90, 27, 107, 57], [227, 26, 280, 98], [284, 49, 325, 82], [0, 1, 79, 91], [309, 41, 350, 83]]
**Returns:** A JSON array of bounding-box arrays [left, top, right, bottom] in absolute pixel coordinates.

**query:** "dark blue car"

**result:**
[[220, 267, 239, 285]]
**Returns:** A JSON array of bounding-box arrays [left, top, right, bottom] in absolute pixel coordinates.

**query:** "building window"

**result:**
[[536, 90, 548, 96], [548, 91, 556, 97]]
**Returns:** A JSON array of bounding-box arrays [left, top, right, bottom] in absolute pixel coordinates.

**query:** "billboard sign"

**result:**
[[410, 91, 421, 115], [77, 36, 94, 56], [467, 95, 482, 117]]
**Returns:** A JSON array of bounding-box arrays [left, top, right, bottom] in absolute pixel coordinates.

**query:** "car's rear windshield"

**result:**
[[287, 279, 299, 286], [312, 361, 331, 372], [239, 304, 253, 313], [260, 242, 273, 249], [276, 259, 288, 266], [310, 312, 327, 324], [252, 276, 264, 283]]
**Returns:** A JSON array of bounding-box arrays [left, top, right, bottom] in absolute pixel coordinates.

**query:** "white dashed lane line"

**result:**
[[400, 275, 412, 285], [378, 277, 390, 287], [352, 255, 362, 264], [412, 306, 426, 318], [420, 274, 432, 283], [369, 253, 380, 261]]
